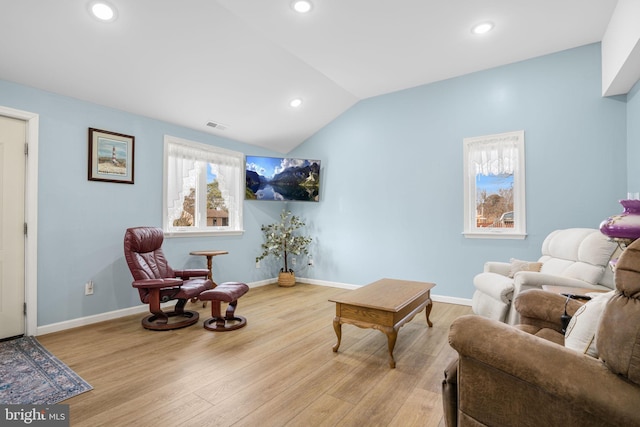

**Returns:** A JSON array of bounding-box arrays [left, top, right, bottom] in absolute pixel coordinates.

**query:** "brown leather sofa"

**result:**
[[443, 238, 640, 426]]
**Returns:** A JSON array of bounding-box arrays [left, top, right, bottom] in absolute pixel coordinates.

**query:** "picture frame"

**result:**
[[88, 128, 135, 184]]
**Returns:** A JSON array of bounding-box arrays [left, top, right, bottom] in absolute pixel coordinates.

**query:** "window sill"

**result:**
[[164, 229, 245, 238], [463, 231, 527, 240]]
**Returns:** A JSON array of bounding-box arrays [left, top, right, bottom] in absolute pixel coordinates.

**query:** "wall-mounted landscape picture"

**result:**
[[246, 156, 320, 202]]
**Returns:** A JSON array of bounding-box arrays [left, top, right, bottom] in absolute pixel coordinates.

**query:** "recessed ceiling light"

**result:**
[[89, 1, 117, 22], [471, 22, 494, 35], [292, 0, 313, 14], [290, 98, 303, 108]]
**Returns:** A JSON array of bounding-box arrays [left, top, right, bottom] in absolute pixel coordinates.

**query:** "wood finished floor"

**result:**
[[37, 283, 472, 427]]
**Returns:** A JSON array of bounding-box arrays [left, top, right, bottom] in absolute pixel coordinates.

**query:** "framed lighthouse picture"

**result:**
[[88, 128, 135, 184]]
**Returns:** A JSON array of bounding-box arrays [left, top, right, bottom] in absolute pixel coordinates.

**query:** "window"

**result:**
[[163, 135, 244, 236], [463, 130, 526, 239]]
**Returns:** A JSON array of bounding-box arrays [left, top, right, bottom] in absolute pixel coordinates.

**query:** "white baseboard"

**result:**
[[36, 278, 471, 336], [296, 277, 359, 289], [297, 277, 472, 306], [36, 304, 154, 336], [249, 278, 278, 288], [431, 295, 472, 306]]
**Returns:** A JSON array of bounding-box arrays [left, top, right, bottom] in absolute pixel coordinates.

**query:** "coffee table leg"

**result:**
[[425, 298, 433, 327], [332, 317, 342, 352], [383, 326, 398, 369]]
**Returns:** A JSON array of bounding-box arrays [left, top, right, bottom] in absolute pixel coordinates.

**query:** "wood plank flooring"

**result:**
[[37, 283, 471, 427]]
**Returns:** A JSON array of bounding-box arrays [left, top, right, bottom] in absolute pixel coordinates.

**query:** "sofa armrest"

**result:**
[[513, 271, 593, 292], [449, 315, 640, 426], [473, 272, 514, 303], [483, 261, 511, 276], [514, 289, 583, 333]]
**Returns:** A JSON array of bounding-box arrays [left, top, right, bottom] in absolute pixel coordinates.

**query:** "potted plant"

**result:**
[[256, 210, 312, 287]]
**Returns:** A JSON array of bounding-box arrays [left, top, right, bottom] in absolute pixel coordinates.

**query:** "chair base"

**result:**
[[141, 310, 199, 331], [203, 315, 247, 332]]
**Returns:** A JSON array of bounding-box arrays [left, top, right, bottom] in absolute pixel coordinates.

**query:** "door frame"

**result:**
[[0, 106, 38, 336]]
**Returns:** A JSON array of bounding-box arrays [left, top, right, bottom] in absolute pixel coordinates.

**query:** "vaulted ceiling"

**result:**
[[0, 1, 618, 153]]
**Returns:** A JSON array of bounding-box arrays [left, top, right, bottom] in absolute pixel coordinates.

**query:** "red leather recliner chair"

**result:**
[[124, 226, 213, 330]]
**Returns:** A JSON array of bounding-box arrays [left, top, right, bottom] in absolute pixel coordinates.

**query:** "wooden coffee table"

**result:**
[[329, 278, 435, 368]]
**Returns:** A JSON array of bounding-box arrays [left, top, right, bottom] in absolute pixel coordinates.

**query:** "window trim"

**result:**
[[163, 135, 244, 237], [463, 130, 527, 240]]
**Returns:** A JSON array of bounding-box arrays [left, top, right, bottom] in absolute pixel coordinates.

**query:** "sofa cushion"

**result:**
[[538, 257, 574, 276], [562, 262, 606, 286], [541, 229, 614, 266], [508, 258, 543, 278], [564, 291, 614, 357], [538, 229, 616, 287]]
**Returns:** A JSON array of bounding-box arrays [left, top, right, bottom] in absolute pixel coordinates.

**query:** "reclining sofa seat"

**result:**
[[443, 235, 640, 427], [472, 228, 618, 325]]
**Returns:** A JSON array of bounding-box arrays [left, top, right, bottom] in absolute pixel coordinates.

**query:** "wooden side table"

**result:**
[[189, 250, 228, 307], [189, 250, 228, 285]]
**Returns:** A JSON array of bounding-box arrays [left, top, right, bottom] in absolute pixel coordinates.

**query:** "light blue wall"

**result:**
[[0, 42, 632, 327], [290, 43, 628, 298], [627, 80, 640, 191], [0, 80, 283, 326]]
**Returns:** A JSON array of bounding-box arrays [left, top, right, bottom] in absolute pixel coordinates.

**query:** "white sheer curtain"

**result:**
[[208, 155, 242, 229], [467, 133, 519, 176], [166, 138, 243, 229], [166, 144, 197, 226]]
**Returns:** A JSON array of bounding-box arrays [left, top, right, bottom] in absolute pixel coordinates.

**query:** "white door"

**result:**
[[0, 115, 26, 339]]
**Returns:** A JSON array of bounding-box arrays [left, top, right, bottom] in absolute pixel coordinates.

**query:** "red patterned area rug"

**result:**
[[0, 336, 92, 404]]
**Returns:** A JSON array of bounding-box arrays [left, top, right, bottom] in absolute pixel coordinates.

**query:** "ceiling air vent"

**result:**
[[206, 121, 228, 131]]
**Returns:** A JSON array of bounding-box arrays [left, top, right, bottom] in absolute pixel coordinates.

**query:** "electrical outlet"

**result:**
[[308, 258, 314, 267], [85, 281, 94, 295], [292, 258, 297, 266], [256, 260, 260, 269]]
